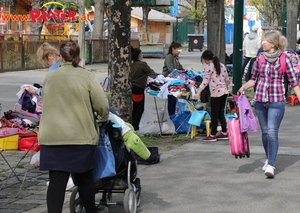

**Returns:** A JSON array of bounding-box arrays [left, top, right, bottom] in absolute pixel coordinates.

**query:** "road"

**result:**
[[2, 45, 300, 213]]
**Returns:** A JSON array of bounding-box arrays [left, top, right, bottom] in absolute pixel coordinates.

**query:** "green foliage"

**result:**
[[86, 0, 93, 8], [0, 0, 14, 6], [188, 0, 206, 22], [6, 36, 14, 41], [43, 0, 80, 12], [132, 0, 156, 5], [249, 0, 283, 26]]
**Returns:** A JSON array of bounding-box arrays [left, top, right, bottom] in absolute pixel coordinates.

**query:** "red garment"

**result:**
[[132, 94, 144, 102]]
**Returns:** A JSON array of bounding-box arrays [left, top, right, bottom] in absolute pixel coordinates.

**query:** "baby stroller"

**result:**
[[69, 121, 141, 213]]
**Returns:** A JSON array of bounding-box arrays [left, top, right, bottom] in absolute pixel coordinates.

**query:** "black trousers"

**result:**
[[47, 170, 97, 213], [242, 57, 252, 76], [132, 85, 145, 131], [210, 94, 228, 135], [167, 95, 177, 116]]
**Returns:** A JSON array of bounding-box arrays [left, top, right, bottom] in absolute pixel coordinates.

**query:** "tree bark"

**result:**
[[194, 20, 200, 34], [108, 0, 132, 122], [199, 22, 204, 34], [194, 0, 199, 33], [286, 0, 299, 49], [142, 7, 150, 33], [77, 0, 85, 68], [30, 0, 44, 40], [92, 0, 105, 39], [205, 0, 225, 63]]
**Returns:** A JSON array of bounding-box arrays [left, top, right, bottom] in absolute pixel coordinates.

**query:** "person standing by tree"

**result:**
[[162, 41, 185, 116], [194, 50, 229, 142], [238, 30, 300, 178], [131, 46, 158, 131], [38, 40, 109, 213]]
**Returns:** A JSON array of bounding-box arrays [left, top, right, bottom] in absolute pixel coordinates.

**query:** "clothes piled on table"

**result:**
[[0, 84, 41, 151], [146, 68, 205, 100], [147, 74, 165, 92], [16, 84, 42, 114], [0, 109, 40, 134]]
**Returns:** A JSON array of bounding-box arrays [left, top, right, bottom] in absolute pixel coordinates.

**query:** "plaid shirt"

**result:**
[[251, 53, 298, 102]]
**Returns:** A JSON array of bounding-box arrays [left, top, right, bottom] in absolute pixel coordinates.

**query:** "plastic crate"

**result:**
[[0, 134, 19, 150]]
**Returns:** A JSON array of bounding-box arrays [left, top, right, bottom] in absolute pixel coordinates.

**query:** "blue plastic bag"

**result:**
[[93, 127, 116, 180], [170, 111, 191, 134]]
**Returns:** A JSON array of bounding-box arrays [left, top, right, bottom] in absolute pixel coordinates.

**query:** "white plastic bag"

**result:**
[[30, 151, 40, 167], [138, 107, 175, 135]]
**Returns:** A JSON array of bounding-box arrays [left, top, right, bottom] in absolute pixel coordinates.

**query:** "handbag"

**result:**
[[93, 127, 116, 180]]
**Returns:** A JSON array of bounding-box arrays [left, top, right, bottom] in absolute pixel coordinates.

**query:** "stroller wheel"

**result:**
[[136, 187, 142, 207], [123, 187, 137, 213], [69, 186, 84, 213], [133, 178, 141, 207], [97, 205, 109, 213]]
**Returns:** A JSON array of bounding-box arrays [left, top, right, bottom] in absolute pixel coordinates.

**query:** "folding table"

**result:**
[[149, 92, 204, 137], [151, 94, 171, 136], [0, 133, 38, 197]]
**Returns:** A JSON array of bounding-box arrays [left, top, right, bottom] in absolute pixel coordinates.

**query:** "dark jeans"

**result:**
[[47, 170, 97, 213], [167, 95, 177, 116], [210, 94, 228, 135], [132, 85, 145, 131]]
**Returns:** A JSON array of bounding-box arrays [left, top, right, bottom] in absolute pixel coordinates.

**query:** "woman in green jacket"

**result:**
[[131, 46, 158, 131], [162, 41, 185, 115], [38, 40, 109, 213]]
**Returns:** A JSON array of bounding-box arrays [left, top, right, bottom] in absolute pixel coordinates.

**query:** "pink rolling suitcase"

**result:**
[[228, 118, 250, 158]]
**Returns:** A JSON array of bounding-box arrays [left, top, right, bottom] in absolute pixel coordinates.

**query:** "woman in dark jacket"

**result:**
[[131, 46, 158, 131], [162, 41, 185, 116]]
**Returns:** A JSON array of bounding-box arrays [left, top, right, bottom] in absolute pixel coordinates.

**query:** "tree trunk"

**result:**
[[199, 22, 204, 34], [30, 0, 44, 40], [286, 0, 298, 49], [194, 0, 199, 34], [194, 20, 200, 34], [205, 0, 225, 63], [78, 0, 85, 68], [108, 0, 132, 122], [92, 0, 105, 39], [141, 7, 150, 42], [142, 7, 150, 33]]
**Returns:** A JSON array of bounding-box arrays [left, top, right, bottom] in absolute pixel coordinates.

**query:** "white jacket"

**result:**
[[243, 33, 261, 58]]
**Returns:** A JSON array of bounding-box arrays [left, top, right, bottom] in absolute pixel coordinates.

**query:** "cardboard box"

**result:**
[[0, 134, 19, 150]]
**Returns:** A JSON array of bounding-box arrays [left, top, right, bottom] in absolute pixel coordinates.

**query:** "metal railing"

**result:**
[[0, 34, 110, 72]]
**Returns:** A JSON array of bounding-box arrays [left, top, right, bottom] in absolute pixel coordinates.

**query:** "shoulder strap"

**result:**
[[259, 53, 287, 75], [258, 54, 265, 64], [280, 53, 286, 74]]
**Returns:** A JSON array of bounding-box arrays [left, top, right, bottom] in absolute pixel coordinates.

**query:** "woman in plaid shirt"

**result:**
[[238, 30, 300, 178]]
